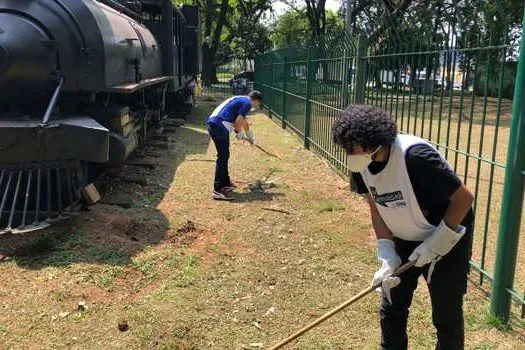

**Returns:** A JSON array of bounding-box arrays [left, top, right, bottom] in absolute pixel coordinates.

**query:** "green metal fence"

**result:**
[[256, 6, 525, 321]]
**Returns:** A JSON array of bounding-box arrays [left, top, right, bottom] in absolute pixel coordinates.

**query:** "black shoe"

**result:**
[[212, 189, 233, 200]]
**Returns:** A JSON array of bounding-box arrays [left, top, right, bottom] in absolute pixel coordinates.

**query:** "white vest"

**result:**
[[210, 97, 236, 133], [361, 134, 441, 241]]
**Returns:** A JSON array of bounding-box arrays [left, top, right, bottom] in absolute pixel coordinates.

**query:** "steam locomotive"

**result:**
[[0, 0, 200, 233]]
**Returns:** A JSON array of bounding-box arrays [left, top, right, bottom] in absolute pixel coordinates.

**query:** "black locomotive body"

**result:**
[[0, 0, 200, 233]]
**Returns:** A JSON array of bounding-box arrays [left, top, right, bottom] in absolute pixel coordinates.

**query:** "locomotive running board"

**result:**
[[105, 76, 174, 94]]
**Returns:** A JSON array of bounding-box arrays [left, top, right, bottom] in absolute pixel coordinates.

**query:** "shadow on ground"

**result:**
[[230, 190, 285, 203], [0, 109, 212, 270]]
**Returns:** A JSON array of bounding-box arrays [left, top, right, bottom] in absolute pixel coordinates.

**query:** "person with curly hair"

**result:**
[[332, 105, 474, 350]]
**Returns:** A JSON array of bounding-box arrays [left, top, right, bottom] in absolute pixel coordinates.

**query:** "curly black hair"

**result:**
[[332, 105, 397, 154]]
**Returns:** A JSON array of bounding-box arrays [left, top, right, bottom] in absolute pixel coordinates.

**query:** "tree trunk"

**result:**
[[201, 44, 215, 86], [200, 0, 229, 87]]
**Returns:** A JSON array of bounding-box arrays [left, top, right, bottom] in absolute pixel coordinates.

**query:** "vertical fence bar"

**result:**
[[490, 8, 525, 321], [304, 46, 314, 149], [348, 34, 368, 192], [269, 57, 274, 119], [342, 48, 349, 108], [282, 57, 288, 129], [354, 35, 367, 104]]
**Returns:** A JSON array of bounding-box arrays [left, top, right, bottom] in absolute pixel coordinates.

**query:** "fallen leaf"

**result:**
[[232, 295, 252, 304], [264, 306, 276, 316]]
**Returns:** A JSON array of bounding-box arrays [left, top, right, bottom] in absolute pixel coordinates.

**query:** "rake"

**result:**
[[253, 144, 282, 160], [268, 260, 416, 350]]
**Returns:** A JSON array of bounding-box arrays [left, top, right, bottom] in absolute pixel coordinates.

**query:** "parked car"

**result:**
[[233, 71, 254, 82]]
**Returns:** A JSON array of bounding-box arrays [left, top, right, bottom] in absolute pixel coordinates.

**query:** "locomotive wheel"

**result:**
[[0, 161, 87, 234]]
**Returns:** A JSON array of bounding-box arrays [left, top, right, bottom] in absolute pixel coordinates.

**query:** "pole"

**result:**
[[342, 48, 349, 108], [282, 58, 288, 129], [269, 57, 274, 119], [304, 46, 314, 149], [354, 34, 367, 104], [490, 6, 525, 321]]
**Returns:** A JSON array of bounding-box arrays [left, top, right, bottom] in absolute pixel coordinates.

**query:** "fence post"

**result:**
[[354, 34, 367, 104], [304, 46, 314, 149], [268, 57, 274, 119], [282, 57, 288, 129], [347, 35, 367, 191], [341, 48, 349, 108], [490, 8, 525, 322]]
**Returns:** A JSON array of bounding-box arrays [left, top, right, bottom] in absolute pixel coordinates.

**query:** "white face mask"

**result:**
[[347, 146, 381, 172]]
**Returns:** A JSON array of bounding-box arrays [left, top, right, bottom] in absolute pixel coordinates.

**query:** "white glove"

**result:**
[[372, 239, 402, 304], [408, 220, 466, 283], [235, 131, 245, 141], [245, 129, 256, 145]]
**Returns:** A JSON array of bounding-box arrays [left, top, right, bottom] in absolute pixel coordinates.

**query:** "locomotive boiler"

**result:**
[[0, 0, 200, 233]]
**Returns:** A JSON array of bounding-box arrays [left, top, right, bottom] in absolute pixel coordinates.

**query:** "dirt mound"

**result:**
[[80, 204, 169, 247], [167, 220, 203, 245]]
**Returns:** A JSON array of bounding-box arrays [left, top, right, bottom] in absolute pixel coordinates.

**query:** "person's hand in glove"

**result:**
[[235, 130, 246, 141], [408, 220, 465, 283], [372, 239, 402, 304], [245, 129, 256, 145]]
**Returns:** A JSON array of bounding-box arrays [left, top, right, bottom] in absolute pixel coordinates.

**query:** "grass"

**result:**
[[0, 99, 523, 349], [266, 85, 525, 311], [316, 200, 346, 213]]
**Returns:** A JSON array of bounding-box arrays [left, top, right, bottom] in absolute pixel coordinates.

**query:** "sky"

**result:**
[[272, 0, 342, 16]]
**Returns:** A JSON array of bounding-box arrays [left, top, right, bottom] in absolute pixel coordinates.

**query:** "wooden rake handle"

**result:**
[[267, 260, 416, 350], [254, 144, 282, 160]]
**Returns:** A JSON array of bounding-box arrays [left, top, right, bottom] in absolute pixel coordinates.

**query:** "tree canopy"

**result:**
[[270, 9, 344, 48]]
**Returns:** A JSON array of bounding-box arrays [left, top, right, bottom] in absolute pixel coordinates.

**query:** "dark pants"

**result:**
[[208, 123, 231, 191], [380, 222, 473, 350]]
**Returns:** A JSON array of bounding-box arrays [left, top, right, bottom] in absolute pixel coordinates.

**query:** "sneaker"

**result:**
[[223, 181, 237, 191], [212, 189, 233, 200]]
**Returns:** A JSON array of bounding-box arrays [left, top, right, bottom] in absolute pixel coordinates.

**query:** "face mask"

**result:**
[[347, 146, 381, 172]]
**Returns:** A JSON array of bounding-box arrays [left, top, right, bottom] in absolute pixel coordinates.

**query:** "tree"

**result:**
[[225, 0, 273, 62], [230, 20, 273, 61], [304, 0, 327, 37], [270, 10, 313, 47], [197, 0, 231, 86], [270, 9, 343, 48], [280, 0, 336, 38]]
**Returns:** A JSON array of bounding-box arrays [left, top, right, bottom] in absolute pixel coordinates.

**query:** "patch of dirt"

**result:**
[[76, 205, 169, 248], [177, 220, 197, 234], [166, 220, 208, 246]]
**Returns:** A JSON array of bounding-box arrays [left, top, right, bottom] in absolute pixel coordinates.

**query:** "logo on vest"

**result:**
[[369, 187, 406, 208]]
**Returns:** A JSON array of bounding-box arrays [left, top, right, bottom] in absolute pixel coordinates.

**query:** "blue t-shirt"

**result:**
[[207, 96, 252, 128]]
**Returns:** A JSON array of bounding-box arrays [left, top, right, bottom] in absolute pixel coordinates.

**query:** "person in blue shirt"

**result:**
[[207, 91, 262, 200]]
